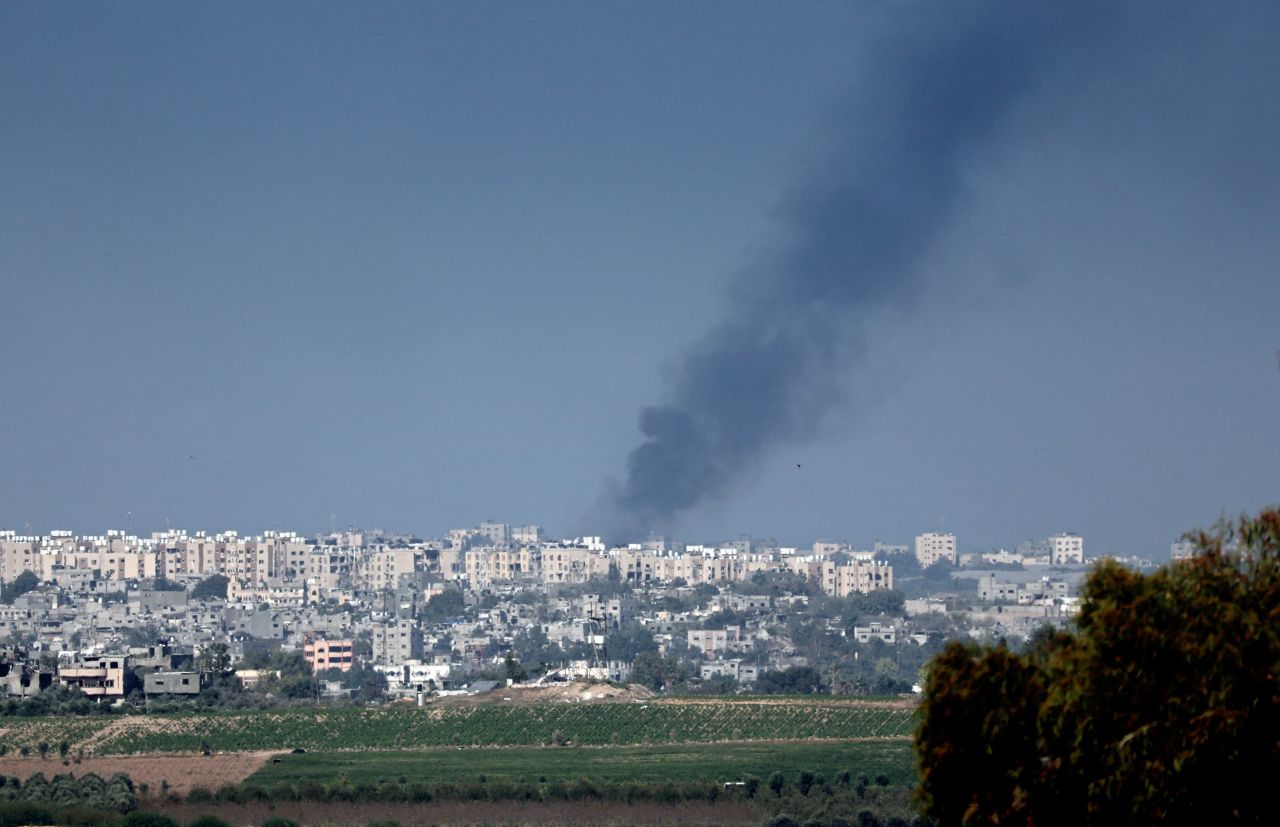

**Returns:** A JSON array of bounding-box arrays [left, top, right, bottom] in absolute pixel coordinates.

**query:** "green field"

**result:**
[[246, 741, 917, 788], [0, 700, 916, 756]]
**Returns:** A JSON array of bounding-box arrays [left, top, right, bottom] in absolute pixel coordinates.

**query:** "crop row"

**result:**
[[92, 702, 915, 754], [0, 702, 915, 756], [0, 718, 110, 756]]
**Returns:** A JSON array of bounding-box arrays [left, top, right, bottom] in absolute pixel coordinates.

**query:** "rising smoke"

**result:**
[[601, 3, 1123, 541]]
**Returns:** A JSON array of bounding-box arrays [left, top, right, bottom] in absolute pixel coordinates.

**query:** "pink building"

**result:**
[[304, 639, 355, 673]]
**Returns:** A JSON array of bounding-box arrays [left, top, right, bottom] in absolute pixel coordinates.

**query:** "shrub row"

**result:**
[[188, 769, 896, 806], [0, 773, 135, 812], [0, 804, 299, 827]]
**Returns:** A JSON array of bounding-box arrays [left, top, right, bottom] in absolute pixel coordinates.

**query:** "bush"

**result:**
[[855, 810, 882, 827], [123, 812, 179, 827], [0, 801, 55, 827], [187, 817, 232, 827], [55, 806, 119, 827], [260, 819, 300, 827], [20, 773, 50, 803], [267, 783, 298, 803]]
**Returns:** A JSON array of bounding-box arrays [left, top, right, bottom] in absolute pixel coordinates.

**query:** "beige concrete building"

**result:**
[[915, 532, 957, 568], [1049, 533, 1084, 565], [58, 654, 127, 698]]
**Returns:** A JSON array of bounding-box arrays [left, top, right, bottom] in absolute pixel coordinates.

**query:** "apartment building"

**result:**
[[371, 619, 423, 665], [58, 654, 128, 698], [915, 532, 957, 567], [1049, 533, 1085, 565], [687, 625, 752, 657], [304, 638, 355, 672]]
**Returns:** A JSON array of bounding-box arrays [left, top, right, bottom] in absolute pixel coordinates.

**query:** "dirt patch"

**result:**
[[425, 681, 656, 707], [0, 752, 277, 795]]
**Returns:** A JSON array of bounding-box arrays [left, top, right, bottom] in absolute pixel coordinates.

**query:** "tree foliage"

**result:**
[[756, 666, 825, 695], [0, 572, 39, 604], [916, 508, 1280, 825], [422, 589, 466, 624], [191, 574, 230, 600]]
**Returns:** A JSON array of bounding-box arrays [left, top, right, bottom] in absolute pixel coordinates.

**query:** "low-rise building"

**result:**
[[853, 622, 896, 645], [304, 638, 355, 672], [144, 671, 201, 695], [700, 659, 759, 685], [687, 625, 751, 657], [58, 654, 128, 698], [0, 660, 53, 698]]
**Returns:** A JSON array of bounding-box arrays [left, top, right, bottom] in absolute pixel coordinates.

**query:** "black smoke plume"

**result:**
[[601, 4, 1121, 541]]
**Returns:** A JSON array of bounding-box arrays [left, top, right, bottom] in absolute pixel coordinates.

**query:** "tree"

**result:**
[[198, 643, 232, 676], [0, 571, 39, 604], [503, 652, 526, 684], [357, 669, 387, 703], [191, 574, 229, 600], [631, 651, 688, 692], [845, 588, 906, 619], [422, 589, 465, 624], [756, 666, 824, 695], [916, 508, 1280, 825], [606, 623, 657, 662]]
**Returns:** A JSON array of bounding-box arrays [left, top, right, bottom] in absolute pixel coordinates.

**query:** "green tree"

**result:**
[[123, 813, 177, 827], [422, 589, 465, 624], [0, 572, 39, 604], [187, 817, 232, 827], [606, 623, 657, 662], [198, 643, 232, 676], [630, 651, 688, 692], [916, 508, 1280, 825], [503, 652, 526, 684], [191, 575, 230, 600]]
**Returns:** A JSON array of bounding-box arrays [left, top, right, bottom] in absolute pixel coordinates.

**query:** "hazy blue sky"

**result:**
[[3, 2, 1277, 557]]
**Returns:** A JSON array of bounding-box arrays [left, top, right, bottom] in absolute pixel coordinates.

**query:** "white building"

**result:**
[[852, 622, 896, 644], [1170, 540, 1197, 562], [1049, 533, 1084, 565], [915, 532, 957, 568]]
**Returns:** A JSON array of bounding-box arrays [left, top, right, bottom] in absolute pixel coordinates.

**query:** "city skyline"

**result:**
[[3, 3, 1278, 558]]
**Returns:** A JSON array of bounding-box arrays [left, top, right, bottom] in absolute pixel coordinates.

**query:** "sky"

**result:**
[[2, 2, 1278, 558]]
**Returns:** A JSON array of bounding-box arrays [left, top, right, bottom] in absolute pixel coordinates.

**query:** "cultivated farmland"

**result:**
[[0, 699, 914, 756], [246, 740, 918, 788]]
